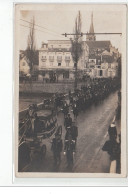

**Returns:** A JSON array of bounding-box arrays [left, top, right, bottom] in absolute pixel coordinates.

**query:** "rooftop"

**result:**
[[85, 41, 111, 49]]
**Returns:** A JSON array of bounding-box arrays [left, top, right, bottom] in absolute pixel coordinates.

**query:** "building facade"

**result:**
[[38, 40, 89, 81], [19, 56, 30, 76], [38, 12, 120, 81]]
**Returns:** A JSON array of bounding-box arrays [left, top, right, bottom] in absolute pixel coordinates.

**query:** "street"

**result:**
[[24, 91, 118, 173]]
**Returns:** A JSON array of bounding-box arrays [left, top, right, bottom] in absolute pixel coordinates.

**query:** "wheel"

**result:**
[[41, 144, 46, 159]]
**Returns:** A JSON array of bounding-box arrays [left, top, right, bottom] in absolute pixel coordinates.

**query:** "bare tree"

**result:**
[[71, 11, 83, 89], [25, 17, 38, 73]]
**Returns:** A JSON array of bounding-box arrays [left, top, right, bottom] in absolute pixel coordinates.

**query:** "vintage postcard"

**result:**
[[14, 4, 126, 178]]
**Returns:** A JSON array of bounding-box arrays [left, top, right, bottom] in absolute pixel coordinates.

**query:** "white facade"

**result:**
[[19, 57, 30, 75], [39, 40, 88, 71]]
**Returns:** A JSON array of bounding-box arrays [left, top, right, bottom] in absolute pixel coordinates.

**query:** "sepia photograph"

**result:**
[[14, 4, 126, 177]]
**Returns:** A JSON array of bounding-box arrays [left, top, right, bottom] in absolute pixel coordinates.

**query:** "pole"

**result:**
[[62, 32, 122, 36], [74, 63, 77, 90]]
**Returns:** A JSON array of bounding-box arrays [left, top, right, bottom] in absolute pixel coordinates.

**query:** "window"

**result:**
[[63, 71, 69, 79], [57, 56, 62, 62], [41, 56, 47, 62], [100, 70, 102, 76], [22, 62, 25, 66], [58, 63, 61, 66], [51, 45, 53, 48]]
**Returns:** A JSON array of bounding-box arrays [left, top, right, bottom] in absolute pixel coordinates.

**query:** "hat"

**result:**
[[110, 123, 116, 128]]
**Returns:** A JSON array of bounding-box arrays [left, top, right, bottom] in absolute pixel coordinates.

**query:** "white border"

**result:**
[[0, 0, 127, 186]]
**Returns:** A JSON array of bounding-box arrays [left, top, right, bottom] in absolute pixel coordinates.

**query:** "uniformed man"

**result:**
[[108, 123, 117, 140], [71, 122, 78, 145], [63, 102, 69, 117], [64, 113, 72, 130], [73, 103, 78, 119], [51, 133, 63, 165]]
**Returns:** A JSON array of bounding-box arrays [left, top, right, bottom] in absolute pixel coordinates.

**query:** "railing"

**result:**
[[41, 56, 47, 62]]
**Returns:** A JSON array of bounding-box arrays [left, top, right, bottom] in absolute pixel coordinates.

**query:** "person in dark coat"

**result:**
[[102, 123, 120, 173], [71, 122, 78, 143], [73, 103, 79, 119], [63, 102, 69, 117], [34, 113, 40, 137], [64, 113, 72, 130], [108, 123, 117, 140], [51, 134, 63, 165], [102, 137, 120, 162]]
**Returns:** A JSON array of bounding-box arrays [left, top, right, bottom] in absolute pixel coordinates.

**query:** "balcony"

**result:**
[[41, 56, 47, 62]]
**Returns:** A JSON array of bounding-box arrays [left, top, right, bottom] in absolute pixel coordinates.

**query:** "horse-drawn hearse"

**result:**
[[18, 104, 62, 172]]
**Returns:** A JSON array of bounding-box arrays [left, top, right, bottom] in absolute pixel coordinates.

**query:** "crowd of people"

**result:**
[[52, 77, 120, 121], [50, 77, 121, 168], [20, 77, 121, 169]]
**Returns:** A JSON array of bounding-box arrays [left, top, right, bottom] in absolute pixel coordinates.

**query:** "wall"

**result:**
[[19, 82, 83, 94], [20, 58, 30, 75]]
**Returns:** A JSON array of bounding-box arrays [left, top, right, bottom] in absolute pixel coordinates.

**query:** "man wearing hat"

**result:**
[[64, 113, 72, 130], [108, 122, 117, 141]]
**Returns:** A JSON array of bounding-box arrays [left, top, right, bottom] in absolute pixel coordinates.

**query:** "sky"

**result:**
[[19, 4, 125, 52]]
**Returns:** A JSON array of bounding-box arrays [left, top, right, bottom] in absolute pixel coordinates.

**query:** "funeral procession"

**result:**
[[18, 10, 122, 174]]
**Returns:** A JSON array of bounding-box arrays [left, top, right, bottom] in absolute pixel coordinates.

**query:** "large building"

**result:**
[[38, 40, 89, 81], [38, 12, 120, 81]]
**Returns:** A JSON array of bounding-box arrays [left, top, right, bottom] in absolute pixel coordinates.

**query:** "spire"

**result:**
[[86, 12, 96, 41], [89, 12, 94, 34]]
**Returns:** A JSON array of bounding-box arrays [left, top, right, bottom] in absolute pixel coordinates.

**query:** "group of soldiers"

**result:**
[[51, 112, 78, 167], [68, 77, 120, 112], [25, 77, 121, 168], [50, 77, 121, 167]]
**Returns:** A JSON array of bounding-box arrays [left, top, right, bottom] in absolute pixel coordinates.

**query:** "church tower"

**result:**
[[86, 12, 96, 41]]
